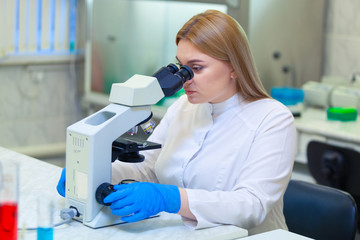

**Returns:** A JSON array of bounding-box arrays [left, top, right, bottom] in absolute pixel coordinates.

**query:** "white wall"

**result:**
[[0, 62, 85, 157], [323, 0, 360, 80], [248, 0, 326, 91]]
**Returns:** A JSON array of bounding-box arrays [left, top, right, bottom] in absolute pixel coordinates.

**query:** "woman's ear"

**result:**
[[230, 66, 237, 80]]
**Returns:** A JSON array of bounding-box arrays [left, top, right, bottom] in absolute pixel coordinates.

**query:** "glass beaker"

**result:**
[[0, 160, 19, 240], [37, 195, 54, 240]]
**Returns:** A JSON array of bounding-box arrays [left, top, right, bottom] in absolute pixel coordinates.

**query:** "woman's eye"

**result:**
[[192, 66, 202, 71]]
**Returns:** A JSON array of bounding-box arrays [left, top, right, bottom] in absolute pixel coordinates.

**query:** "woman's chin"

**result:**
[[186, 95, 205, 104]]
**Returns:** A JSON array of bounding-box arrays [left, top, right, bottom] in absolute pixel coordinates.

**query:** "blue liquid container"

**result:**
[[271, 87, 304, 106], [37, 227, 54, 240]]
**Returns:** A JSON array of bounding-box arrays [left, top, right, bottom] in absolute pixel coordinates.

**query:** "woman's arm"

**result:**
[[178, 188, 196, 220], [176, 101, 296, 230]]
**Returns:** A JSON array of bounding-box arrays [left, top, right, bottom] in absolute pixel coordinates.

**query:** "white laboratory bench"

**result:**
[[294, 108, 360, 164], [0, 146, 313, 240], [243, 229, 312, 240], [0, 146, 248, 240]]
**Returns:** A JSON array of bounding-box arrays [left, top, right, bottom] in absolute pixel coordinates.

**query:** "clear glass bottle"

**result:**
[[37, 195, 54, 240]]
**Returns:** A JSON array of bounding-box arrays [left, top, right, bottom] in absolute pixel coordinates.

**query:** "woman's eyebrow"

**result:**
[[175, 56, 204, 64]]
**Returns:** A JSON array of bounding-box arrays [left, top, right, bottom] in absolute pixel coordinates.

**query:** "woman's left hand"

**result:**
[[103, 182, 181, 222]]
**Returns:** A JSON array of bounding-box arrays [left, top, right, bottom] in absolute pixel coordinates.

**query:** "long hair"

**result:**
[[176, 10, 269, 102]]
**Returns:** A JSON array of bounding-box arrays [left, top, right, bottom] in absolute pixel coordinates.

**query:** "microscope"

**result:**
[[64, 64, 193, 228]]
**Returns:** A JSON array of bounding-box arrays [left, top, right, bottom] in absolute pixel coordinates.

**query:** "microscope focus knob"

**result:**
[[95, 182, 115, 206]]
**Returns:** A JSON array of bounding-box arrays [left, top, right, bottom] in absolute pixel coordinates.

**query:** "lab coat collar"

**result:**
[[210, 93, 241, 119]]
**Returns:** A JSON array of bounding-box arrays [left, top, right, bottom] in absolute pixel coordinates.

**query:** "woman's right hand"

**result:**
[[56, 168, 66, 197]]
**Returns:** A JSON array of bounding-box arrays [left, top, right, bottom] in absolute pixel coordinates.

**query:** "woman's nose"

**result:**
[[183, 78, 193, 88]]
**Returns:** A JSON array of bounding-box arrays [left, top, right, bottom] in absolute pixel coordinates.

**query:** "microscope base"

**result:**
[[78, 206, 159, 229], [82, 206, 125, 229]]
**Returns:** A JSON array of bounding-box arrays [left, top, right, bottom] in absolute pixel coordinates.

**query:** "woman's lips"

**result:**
[[184, 90, 195, 95]]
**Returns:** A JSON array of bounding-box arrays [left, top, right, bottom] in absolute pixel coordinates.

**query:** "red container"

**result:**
[[0, 160, 19, 240], [0, 202, 17, 240]]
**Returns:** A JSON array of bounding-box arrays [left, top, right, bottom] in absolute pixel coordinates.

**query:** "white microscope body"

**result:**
[[64, 64, 193, 228]]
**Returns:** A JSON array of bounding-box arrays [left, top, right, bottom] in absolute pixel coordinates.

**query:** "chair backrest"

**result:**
[[283, 180, 358, 240], [307, 140, 360, 195]]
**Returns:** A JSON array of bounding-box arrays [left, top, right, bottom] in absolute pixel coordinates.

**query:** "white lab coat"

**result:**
[[112, 93, 296, 235]]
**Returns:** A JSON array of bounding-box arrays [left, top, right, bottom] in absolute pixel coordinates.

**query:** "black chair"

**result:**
[[283, 180, 358, 240], [307, 140, 360, 230]]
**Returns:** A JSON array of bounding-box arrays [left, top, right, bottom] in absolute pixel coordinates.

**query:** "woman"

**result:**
[[58, 10, 296, 235]]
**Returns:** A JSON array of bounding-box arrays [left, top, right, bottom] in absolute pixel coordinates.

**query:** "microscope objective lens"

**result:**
[[141, 119, 156, 134], [127, 126, 138, 135]]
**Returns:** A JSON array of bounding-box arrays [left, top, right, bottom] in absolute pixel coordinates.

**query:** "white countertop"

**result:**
[[295, 108, 360, 144], [294, 108, 360, 164], [0, 146, 248, 240], [1, 147, 312, 240], [242, 229, 313, 240]]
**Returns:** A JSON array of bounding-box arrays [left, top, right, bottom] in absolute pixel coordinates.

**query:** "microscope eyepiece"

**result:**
[[153, 63, 194, 97], [166, 63, 179, 74], [175, 65, 194, 83]]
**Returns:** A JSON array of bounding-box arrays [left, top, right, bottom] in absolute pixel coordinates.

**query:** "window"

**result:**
[[0, 0, 78, 58]]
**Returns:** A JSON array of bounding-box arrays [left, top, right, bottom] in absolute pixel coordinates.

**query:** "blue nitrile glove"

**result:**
[[103, 182, 181, 222], [56, 168, 66, 197]]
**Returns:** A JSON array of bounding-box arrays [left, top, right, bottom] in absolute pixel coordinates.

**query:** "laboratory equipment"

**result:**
[[327, 107, 358, 122], [302, 81, 335, 108], [64, 63, 193, 228], [0, 203, 17, 240], [330, 86, 360, 111], [0, 160, 19, 240], [271, 87, 304, 117], [321, 75, 347, 86], [37, 196, 54, 240]]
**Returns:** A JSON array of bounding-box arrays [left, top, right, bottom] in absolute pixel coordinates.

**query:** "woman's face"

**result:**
[[176, 39, 238, 104]]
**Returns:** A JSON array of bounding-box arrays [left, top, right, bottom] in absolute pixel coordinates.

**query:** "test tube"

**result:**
[[37, 196, 54, 240], [0, 160, 19, 240]]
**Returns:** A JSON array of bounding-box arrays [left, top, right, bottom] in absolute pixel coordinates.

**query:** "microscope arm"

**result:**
[[65, 103, 153, 228]]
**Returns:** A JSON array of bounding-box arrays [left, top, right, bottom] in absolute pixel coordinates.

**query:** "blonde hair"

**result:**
[[176, 10, 269, 102]]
